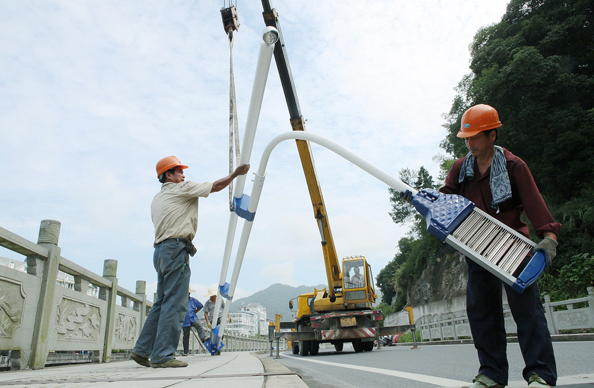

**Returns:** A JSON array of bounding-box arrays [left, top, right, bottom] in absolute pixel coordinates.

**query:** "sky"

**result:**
[[0, 0, 511, 303]]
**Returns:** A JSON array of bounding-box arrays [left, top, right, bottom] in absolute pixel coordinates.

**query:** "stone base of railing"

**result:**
[[45, 352, 93, 365]]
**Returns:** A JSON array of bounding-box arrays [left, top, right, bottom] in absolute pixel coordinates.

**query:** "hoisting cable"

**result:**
[[221, 4, 241, 211]]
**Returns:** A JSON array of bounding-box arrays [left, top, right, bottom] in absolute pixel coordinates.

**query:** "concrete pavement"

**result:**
[[0, 351, 308, 388]]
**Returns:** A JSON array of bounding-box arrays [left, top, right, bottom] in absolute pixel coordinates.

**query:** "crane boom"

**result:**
[[261, 0, 342, 299]]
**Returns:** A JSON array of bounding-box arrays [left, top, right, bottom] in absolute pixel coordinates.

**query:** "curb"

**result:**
[[255, 351, 308, 388], [393, 332, 594, 346]]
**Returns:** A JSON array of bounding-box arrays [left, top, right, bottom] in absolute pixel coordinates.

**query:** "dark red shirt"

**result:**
[[440, 148, 561, 239]]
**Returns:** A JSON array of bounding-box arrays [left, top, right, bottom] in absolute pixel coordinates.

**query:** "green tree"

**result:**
[[441, 0, 594, 299], [378, 167, 445, 310], [388, 166, 436, 226], [376, 257, 399, 305]]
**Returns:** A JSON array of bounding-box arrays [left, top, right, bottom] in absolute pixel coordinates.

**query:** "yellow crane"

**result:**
[[261, 0, 414, 356]]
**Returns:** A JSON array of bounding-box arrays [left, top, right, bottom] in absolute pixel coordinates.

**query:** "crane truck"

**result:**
[[261, 0, 415, 355]]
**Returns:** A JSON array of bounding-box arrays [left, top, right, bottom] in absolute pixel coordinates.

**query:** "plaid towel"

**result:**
[[458, 146, 512, 213]]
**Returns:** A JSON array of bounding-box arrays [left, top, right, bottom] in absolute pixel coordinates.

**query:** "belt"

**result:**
[[156, 238, 197, 258], [157, 238, 188, 245]]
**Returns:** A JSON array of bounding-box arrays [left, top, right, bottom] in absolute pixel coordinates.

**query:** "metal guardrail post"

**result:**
[[268, 325, 274, 356], [29, 220, 62, 370], [411, 328, 420, 350]]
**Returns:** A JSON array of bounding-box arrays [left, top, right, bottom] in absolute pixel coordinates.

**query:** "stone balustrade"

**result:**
[[0, 220, 272, 371], [385, 287, 594, 342]]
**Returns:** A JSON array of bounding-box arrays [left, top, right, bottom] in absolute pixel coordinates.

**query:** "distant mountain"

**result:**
[[231, 283, 325, 321], [231, 283, 383, 321]]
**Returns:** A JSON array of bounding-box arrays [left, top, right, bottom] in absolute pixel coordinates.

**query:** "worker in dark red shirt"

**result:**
[[440, 104, 561, 388]]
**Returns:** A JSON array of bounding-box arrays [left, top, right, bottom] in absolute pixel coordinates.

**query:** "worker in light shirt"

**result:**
[[131, 156, 249, 369]]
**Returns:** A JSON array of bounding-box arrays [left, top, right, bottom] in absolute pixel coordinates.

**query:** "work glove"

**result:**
[[207, 323, 212, 329], [399, 190, 414, 203], [531, 237, 558, 270]]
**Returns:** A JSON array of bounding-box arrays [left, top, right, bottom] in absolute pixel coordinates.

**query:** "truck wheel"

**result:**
[[292, 342, 299, 355], [299, 340, 310, 356], [310, 341, 319, 355], [364, 341, 374, 352], [334, 342, 343, 352], [352, 340, 364, 353]]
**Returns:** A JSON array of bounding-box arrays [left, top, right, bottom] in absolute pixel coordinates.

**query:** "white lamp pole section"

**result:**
[[215, 131, 415, 337], [210, 26, 279, 349]]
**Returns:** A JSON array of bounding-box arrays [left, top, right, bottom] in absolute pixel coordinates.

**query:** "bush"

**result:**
[[397, 329, 421, 343]]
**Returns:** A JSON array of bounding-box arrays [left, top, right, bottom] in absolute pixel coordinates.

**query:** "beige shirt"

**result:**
[[151, 181, 213, 246]]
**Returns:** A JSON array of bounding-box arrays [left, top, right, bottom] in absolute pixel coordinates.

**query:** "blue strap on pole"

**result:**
[[233, 194, 255, 221], [219, 282, 232, 300]]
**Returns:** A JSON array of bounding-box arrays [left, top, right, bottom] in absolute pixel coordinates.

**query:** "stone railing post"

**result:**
[[543, 295, 556, 334], [587, 287, 594, 322], [134, 281, 147, 330], [29, 220, 62, 370], [100, 259, 118, 363], [74, 275, 90, 296]]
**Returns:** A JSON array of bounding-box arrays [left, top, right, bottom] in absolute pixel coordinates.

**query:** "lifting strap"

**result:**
[[221, 5, 241, 211], [227, 30, 240, 211]]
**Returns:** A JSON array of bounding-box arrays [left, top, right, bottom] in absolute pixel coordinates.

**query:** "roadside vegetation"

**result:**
[[377, 0, 594, 311]]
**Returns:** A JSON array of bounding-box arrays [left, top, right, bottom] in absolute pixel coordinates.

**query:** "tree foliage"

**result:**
[[388, 166, 436, 226], [377, 167, 443, 310], [441, 0, 594, 299], [379, 0, 594, 307]]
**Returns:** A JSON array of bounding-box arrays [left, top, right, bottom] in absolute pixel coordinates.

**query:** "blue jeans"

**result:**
[[133, 240, 191, 364], [466, 258, 556, 386]]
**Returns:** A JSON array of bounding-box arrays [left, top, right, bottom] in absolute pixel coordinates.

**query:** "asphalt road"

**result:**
[[274, 341, 594, 388]]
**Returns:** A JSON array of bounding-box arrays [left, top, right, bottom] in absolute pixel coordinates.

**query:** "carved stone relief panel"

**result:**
[[430, 328, 441, 340], [456, 323, 471, 337], [55, 297, 101, 341], [0, 277, 25, 338], [442, 326, 455, 339], [557, 310, 591, 329], [114, 313, 137, 344], [421, 329, 430, 340]]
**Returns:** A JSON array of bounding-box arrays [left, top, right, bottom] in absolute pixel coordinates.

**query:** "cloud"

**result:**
[[0, 0, 509, 301]]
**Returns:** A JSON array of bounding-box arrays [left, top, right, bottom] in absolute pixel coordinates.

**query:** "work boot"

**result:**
[[181, 353, 188, 356], [130, 352, 150, 367], [528, 374, 551, 388], [150, 358, 188, 368], [462, 373, 505, 388]]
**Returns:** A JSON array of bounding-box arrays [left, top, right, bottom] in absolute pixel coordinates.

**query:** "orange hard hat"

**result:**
[[156, 156, 188, 177], [457, 104, 502, 138]]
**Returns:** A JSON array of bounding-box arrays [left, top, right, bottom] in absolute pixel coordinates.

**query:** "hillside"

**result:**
[[230, 283, 383, 321], [230, 283, 325, 321]]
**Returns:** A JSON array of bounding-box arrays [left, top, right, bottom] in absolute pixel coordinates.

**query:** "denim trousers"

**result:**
[[466, 258, 557, 386], [132, 240, 191, 364], [182, 321, 206, 353]]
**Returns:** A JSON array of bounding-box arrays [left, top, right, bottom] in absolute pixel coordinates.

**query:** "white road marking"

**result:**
[[286, 355, 594, 387], [285, 355, 468, 387]]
